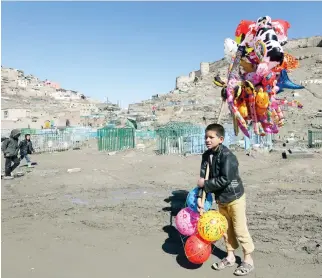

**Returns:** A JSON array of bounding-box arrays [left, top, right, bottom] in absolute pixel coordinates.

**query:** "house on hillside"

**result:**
[[55, 110, 81, 127], [51, 89, 82, 100], [17, 79, 28, 88], [1, 108, 32, 129], [80, 103, 99, 116], [44, 79, 60, 89], [1, 108, 31, 121], [81, 114, 106, 127]]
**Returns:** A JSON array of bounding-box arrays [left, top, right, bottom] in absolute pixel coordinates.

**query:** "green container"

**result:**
[[20, 128, 37, 136], [308, 130, 322, 148], [155, 122, 205, 155], [135, 130, 156, 140], [97, 128, 135, 151]]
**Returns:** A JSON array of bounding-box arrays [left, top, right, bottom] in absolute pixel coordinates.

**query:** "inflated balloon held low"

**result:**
[[175, 207, 200, 236], [174, 187, 229, 265], [184, 234, 212, 264], [186, 187, 213, 213], [198, 210, 228, 242]]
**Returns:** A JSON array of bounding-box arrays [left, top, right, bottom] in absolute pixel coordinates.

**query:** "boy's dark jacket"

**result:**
[[199, 144, 244, 204], [1, 129, 21, 157], [19, 135, 35, 155]]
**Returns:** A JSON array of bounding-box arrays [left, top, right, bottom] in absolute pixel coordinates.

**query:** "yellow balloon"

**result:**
[[197, 210, 228, 242], [44, 120, 50, 129], [235, 35, 242, 45]]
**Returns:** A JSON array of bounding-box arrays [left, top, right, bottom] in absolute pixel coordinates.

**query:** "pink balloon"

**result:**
[[175, 207, 200, 236], [256, 63, 270, 77], [245, 72, 262, 85]]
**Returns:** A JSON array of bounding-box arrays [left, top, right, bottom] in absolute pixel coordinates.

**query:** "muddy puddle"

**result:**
[[65, 188, 167, 206]]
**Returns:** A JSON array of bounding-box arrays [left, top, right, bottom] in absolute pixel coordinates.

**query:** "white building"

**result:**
[[1, 108, 31, 121], [80, 103, 99, 116], [17, 79, 28, 88], [51, 89, 83, 101]]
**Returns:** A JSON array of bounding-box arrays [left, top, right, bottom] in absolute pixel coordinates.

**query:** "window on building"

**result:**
[[4, 110, 8, 118]]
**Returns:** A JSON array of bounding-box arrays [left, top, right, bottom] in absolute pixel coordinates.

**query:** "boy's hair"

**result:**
[[205, 123, 225, 137]]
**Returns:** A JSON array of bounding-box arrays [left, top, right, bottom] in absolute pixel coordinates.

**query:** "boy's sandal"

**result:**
[[212, 258, 235, 270], [234, 262, 254, 276]]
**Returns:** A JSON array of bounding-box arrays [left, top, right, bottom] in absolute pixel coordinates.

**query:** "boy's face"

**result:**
[[26, 135, 30, 140], [205, 130, 224, 150]]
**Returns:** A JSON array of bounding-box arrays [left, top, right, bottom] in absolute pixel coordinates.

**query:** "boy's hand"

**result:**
[[197, 197, 205, 215], [197, 178, 205, 188]]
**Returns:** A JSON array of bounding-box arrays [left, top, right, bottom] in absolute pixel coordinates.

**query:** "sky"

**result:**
[[2, 1, 322, 107]]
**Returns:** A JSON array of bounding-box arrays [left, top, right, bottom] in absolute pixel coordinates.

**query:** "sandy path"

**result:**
[[1, 147, 322, 277]]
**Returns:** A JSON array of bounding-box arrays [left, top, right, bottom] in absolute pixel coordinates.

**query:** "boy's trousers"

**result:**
[[218, 194, 255, 255], [4, 156, 20, 176]]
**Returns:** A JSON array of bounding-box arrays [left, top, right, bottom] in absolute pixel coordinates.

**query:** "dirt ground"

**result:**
[[1, 144, 322, 278]]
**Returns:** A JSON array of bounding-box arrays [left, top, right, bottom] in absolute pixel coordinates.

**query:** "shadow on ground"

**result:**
[[161, 190, 242, 269], [161, 190, 204, 269], [20, 162, 38, 167]]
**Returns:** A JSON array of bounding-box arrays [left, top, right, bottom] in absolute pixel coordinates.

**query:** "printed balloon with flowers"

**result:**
[[174, 187, 228, 265]]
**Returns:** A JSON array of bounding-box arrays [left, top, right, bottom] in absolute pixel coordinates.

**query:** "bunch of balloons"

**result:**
[[214, 16, 305, 138], [175, 187, 228, 264]]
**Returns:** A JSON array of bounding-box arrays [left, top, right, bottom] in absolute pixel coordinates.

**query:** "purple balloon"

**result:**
[[175, 207, 200, 236]]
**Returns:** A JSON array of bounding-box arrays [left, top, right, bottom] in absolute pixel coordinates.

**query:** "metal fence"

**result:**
[[135, 130, 157, 140], [28, 133, 85, 153], [156, 122, 237, 154], [2, 127, 97, 137], [2, 127, 135, 153], [222, 124, 239, 147], [244, 131, 274, 150], [157, 134, 206, 155], [308, 130, 322, 148], [1, 129, 12, 138], [156, 122, 206, 155], [97, 127, 135, 151], [63, 127, 98, 141], [1, 127, 97, 153], [155, 122, 238, 155], [1, 132, 86, 153], [155, 121, 277, 155]]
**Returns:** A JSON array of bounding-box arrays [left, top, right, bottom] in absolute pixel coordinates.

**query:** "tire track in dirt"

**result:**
[[247, 187, 322, 263]]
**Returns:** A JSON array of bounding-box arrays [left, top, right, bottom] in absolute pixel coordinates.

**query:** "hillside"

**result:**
[[0, 67, 123, 129], [127, 36, 322, 140], [2, 36, 322, 137], [1, 67, 102, 111]]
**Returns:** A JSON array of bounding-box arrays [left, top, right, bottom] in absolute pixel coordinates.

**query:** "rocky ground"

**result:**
[[1, 143, 322, 278]]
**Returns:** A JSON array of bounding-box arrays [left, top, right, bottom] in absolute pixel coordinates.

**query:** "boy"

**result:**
[[1, 129, 21, 180], [19, 133, 35, 167], [197, 123, 255, 276]]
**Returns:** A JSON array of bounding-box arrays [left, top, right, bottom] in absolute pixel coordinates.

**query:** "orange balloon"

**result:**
[[184, 234, 212, 264], [272, 53, 299, 72]]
